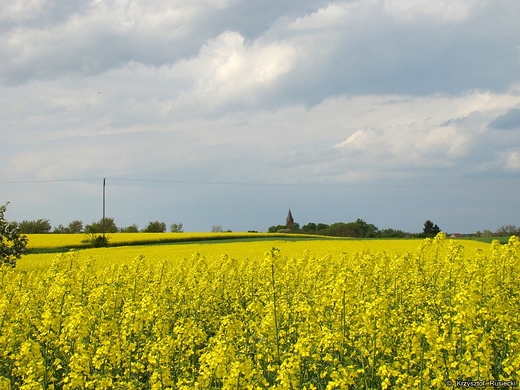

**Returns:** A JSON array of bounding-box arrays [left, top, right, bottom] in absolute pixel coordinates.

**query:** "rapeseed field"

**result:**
[[24, 232, 322, 250], [25, 232, 267, 249], [1, 235, 518, 389]]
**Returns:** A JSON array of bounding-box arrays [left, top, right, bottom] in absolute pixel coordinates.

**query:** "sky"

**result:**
[[1, 0, 520, 234]]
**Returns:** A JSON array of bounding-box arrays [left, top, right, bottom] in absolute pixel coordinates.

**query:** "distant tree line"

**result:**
[[269, 218, 490, 239], [268, 218, 409, 238], [484, 225, 520, 237], [269, 217, 520, 238], [12, 218, 184, 234], [8, 216, 520, 238]]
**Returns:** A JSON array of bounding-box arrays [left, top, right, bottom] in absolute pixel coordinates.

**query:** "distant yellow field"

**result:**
[[19, 235, 489, 272], [25, 232, 295, 249]]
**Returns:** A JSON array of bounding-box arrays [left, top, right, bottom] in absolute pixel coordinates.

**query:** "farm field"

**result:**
[[24, 232, 338, 252], [1, 235, 519, 389], [21, 235, 428, 272]]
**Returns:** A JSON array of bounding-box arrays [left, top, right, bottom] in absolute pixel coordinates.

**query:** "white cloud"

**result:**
[[505, 150, 520, 171], [288, 3, 352, 31], [415, 126, 469, 159], [168, 31, 299, 110], [271, 90, 520, 182], [0, 0, 47, 23], [383, 0, 480, 24], [334, 129, 379, 150], [0, 0, 226, 83]]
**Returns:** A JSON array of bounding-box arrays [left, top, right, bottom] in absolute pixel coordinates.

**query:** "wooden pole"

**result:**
[[102, 178, 106, 238]]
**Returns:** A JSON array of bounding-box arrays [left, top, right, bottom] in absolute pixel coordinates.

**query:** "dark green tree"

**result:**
[[268, 224, 287, 233], [350, 218, 379, 238], [17, 219, 52, 234], [423, 220, 441, 237], [315, 223, 329, 233], [120, 224, 139, 233], [143, 221, 166, 233], [53, 220, 83, 234], [379, 228, 407, 238], [0, 203, 28, 267], [53, 224, 68, 233], [85, 218, 118, 234], [290, 222, 300, 232], [322, 222, 356, 237], [170, 223, 184, 233], [68, 220, 83, 234], [301, 222, 317, 233]]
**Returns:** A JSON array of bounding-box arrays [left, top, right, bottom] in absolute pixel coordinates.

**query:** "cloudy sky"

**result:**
[[1, 0, 520, 234]]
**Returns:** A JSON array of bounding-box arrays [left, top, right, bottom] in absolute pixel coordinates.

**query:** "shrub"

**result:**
[[0, 202, 28, 267]]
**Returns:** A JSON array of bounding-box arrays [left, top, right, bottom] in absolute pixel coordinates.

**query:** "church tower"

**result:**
[[286, 209, 294, 228]]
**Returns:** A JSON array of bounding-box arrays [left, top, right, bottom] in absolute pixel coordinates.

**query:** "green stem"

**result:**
[[271, 263, 281, 364], [371, 317, 377, 384], [341, 291, 346, 364], [420, 336, 425, 390]]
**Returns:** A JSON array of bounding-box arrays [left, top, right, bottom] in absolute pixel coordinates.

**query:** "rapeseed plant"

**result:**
[[0, 236, 518, 388]]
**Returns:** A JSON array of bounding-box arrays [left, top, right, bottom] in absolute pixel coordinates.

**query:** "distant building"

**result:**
[[286, 209, 294, 228]]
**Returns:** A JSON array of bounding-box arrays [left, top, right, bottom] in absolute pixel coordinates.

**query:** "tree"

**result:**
[[53, 224, 68, 233], [301, 222, 317, 233], [0, 203, 28, 267], [322, 222, 356, 237], [315, 223, 329, 233], [423, 220, 441, 237], [68, 220, 83, 234], [289, 222, 300, 232], [17, 219, 52, 234], [268, 224, 287, 233], [496, 225, 518, 236], [170, 222, 184, 233], [350, 218, 378, 238], [85, 218, 118, 234], [379, 228, 407, 238], [120, 224, 139, 233], [143, 221, 166, 233], [482, 229, 493, 237], [52, 220, 83, 234]]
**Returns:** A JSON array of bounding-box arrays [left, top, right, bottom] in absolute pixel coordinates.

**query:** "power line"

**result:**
[[0, 177, 518, 188], [110, 178, 520, 189], [0, 178, 100, 184]]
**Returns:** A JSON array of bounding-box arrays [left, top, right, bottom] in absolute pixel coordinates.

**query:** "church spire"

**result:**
[[286, 209, 294, 228]]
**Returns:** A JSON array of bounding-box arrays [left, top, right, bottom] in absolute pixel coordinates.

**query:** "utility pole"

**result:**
[[102, 178, 106, 238]]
